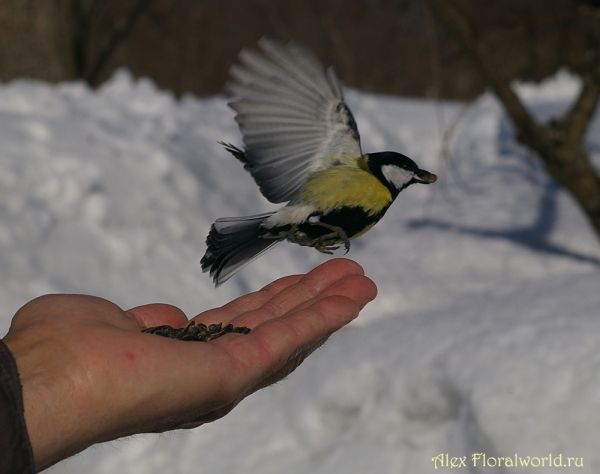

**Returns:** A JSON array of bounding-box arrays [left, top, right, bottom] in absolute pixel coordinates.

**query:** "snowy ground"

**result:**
[[1, 69, 599, 473]]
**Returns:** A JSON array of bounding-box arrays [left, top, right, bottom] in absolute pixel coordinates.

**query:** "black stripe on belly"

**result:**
[[297, 205, 390, 241]]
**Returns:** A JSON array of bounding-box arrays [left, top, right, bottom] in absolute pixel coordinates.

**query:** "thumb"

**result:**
[[127, 303, 188, 328]]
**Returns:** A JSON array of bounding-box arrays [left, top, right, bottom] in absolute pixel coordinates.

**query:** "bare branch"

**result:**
[[85, 0, 154, 85], [562, 68, 600, 144], [426, 0, 600, 240], [426, 0, 543, 144]]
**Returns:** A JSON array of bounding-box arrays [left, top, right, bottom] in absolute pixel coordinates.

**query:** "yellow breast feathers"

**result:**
[[300, 162, 392, 215]]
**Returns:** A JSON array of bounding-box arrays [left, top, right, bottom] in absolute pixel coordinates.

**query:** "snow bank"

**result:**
[[0, 70, 599, 473]]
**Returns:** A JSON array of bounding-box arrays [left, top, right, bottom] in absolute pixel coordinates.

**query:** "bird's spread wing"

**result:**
[[226, 37, 362, 203]]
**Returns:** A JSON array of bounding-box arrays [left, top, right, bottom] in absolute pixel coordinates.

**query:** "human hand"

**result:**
[[2, 259, 376, 472]]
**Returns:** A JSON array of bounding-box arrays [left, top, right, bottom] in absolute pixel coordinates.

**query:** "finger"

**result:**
[[194, 259, 365, 327], [127, 304, 188, 328], [288, 272, 377, 315], [230, 269, 376, 329], [172, 297, 357, 423], [128, 277, 373, 431], [221, 259, 367, 329], [193, 274, 304, 326]]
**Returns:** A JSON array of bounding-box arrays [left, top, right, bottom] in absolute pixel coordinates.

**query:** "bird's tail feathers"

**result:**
[[201, 212, 281, 285]]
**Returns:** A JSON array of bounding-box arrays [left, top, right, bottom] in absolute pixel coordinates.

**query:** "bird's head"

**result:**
[[366, 151, 437, 197]]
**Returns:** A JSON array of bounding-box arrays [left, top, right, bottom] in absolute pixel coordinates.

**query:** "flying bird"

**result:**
[[201, 38, 437, 285]]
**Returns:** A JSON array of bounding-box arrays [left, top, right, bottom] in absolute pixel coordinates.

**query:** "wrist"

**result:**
[[0, 338, 35, 473], [3, 331, 100, 471]]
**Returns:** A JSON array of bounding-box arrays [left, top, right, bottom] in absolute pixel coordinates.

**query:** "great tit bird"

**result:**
[[201, 38, 437, 285]]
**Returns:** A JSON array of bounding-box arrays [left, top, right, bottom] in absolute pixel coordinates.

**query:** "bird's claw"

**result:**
[[309, 223, 351, 254], [285, 222, 351, 254]]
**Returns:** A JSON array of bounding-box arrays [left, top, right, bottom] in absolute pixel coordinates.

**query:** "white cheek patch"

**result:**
[[381, 165, 414, 189]]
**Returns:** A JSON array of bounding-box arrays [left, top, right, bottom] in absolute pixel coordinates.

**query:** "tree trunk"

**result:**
[[427, 0, 600, 239], [0, 0, 77, 82]]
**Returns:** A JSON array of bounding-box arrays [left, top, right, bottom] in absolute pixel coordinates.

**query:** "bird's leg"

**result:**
[[285, 222, 350, 255], [310, 222, 351, 255]]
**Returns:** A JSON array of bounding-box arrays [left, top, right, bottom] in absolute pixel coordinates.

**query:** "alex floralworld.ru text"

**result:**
[[432, 453, 584, 469]]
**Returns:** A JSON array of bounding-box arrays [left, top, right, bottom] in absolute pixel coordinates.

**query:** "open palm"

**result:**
[[3, 259, 376, 472]]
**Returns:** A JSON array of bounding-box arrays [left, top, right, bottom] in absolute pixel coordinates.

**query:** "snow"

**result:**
[[1, 68, 600, 473]]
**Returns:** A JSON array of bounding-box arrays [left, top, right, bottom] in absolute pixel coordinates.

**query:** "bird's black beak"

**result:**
[[412, 168, 437, 184]]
